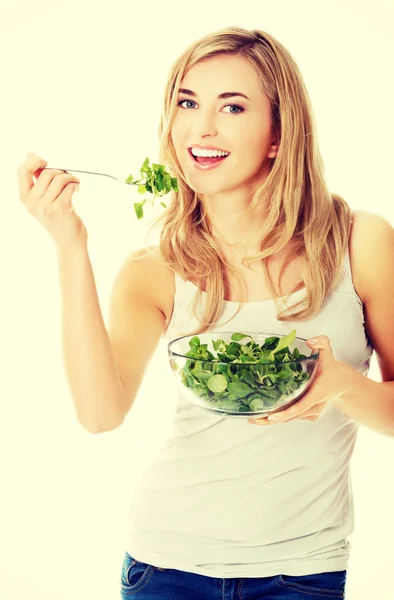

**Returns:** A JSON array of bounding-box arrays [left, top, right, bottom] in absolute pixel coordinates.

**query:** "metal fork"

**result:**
[[43, 167, 132, 185]]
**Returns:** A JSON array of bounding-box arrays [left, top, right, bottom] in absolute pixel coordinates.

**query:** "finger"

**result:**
[[17, 153, 48, 202], [38, 171, 80, 206], [267, 392, 325, 420], [280, 401, 328, 422], [250, 405, 308, 424], [252, 414, 317, 425], [24, 174, 79, 214], [17, 151, 80, 209]]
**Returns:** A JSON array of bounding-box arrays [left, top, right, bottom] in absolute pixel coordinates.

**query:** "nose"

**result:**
[[190, 108, 218, 139]]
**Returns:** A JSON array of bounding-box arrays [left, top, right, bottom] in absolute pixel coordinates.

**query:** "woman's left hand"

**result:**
[[248, 336, 349, 426]]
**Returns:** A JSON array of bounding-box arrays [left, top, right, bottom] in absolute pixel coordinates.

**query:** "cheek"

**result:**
[[171, 133, 186, 163], [234, 127, 266, 160], [236, 144, 266, 175], [246, 142, 271, 177], [170, 117, 184, 145], [250, 134, 269, 160]]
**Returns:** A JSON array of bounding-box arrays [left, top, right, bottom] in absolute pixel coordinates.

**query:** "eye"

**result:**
[[178, 99, 196, 109], [222, 105, 244, 114], [177, 100, 244, 114]]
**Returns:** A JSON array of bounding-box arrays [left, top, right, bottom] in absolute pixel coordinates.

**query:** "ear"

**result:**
[[266, 147, 279, 159], [266, 135, 279, 159]]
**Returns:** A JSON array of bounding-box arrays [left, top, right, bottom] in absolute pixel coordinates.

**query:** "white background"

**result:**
[[1, 0, 393, 598]]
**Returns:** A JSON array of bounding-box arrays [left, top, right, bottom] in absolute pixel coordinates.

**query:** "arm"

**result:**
[[333, 211, 394, 436], [261, 211, 394, 437], [57, 242, 125, 433], [333, 364, 394, 437]]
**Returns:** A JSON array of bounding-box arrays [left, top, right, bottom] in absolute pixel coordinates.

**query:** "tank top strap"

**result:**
[[339, 209, 363, 306]]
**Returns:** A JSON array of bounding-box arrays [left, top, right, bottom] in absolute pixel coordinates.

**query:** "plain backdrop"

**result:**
[[1, 0, 393, 598]]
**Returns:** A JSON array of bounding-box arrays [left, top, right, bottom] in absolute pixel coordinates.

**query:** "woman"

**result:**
[[17, 26, 394, 600], [118, 26, 393, 599]]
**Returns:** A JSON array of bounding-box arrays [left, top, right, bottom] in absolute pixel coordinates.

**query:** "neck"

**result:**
[[201, 159, 272, 247]]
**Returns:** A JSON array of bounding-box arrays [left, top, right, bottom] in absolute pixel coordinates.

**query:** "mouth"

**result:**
[[188, 148, 231, 164]]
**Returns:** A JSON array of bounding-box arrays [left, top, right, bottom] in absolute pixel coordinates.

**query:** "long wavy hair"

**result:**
[[139, 26, 353, 337]]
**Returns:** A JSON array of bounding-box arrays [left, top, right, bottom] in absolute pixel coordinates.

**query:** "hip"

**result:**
[[120, 551, 347, 599]]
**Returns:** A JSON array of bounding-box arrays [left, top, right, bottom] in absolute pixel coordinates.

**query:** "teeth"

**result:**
[[191, 148, 229, 158]]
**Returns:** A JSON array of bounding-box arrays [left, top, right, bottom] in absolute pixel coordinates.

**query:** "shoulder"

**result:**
[[135, 245, 176, 324], [350, 208, 393, 233], [349, 209, 394, 305], [350, 210, 394, 382], [127, 244, 167, 271]]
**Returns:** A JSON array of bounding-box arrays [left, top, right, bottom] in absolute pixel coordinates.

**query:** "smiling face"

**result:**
[[171, 53, 279, 200]]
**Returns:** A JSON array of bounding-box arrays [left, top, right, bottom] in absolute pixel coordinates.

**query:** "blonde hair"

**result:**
[[140, 26, 353, 337]]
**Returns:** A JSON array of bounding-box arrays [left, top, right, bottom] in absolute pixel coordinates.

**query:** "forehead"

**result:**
[[180, 54, 262, 96]]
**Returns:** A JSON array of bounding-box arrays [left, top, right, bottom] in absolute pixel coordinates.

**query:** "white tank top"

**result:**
[[125, 244, 373, 578]]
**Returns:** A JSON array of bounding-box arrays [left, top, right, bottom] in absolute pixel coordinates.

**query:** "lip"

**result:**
[[188, 148, 230, 171]]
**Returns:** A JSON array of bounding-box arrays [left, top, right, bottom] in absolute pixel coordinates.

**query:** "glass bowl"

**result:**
[[168, 330, 319, 418]]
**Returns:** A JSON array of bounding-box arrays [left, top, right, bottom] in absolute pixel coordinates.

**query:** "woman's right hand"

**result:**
[[17, 152, 88, 250]]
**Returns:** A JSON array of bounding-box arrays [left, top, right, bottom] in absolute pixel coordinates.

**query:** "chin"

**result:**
[[186, 181, 224, 196]]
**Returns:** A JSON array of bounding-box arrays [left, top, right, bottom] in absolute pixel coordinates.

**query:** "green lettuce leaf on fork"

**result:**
[[125, 157, 178, 219]]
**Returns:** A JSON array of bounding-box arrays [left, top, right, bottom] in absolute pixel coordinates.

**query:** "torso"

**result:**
[[150, 210, 367, 330]]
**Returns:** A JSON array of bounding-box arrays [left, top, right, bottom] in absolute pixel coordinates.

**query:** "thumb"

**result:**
[[306, 336, 334, 371]]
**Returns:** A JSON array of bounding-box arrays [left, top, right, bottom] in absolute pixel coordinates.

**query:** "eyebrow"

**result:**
[[178, 88, 250, 101]]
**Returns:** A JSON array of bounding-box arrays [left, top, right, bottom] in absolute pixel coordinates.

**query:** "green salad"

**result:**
[[175, 330, 313, 413], [125, 157, 178, 219]]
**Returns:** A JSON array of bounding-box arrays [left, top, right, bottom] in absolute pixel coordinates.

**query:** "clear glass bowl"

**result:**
[[168, 331, 319, 418]]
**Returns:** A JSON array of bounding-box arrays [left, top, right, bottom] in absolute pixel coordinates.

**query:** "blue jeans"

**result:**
[[120, 551, 347, 599]]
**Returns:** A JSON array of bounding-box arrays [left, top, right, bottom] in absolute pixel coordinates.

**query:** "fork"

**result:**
[[43, 167, 132, 185]]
